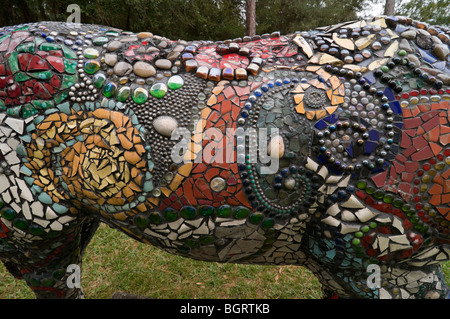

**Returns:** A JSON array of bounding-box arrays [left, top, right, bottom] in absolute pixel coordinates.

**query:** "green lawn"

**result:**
[[0, 224, 322, 299], [0, 224, 449, 299]]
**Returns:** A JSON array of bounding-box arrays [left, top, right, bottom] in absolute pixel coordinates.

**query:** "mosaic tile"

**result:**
[[0, 16, 449, 299]]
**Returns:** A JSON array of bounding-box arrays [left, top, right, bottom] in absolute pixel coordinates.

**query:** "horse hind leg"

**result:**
[[1, 211, 99, 299]]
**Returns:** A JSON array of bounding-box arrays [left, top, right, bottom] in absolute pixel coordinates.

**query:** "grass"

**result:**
[[0, 224, 449, 299], [0, 224, 322, 299]]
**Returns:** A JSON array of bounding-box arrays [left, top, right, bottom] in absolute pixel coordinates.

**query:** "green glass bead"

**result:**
[[1, 207, 15, 220], [150, 83, 167, 98], [373, 190, 384, 199], [261, 218, 275, 229], [13, 219, 29, 230], [352, 238, 361, 245], [249, 212, 264, 224], [361, 225, 370, 232], [93, 73, 106, 89], [393, 199, 403, 208], [84, 60, 100, 74], [164, 208, 179, 222], [381, 65, 389, 72], [28, 224, 45, 236], [132, 87, 149, 104], [134, 215, 149, 228], [103, 82, 117, 98], [198, 205, 214, 216], [355, 231, 363, 238], [398, 50, 407, 56], [383, 194, 394, 203], [167, 75, 184, 90], [180, 206, 196, 220], [116, 86, 130, 102], [217, 205, 232, 218], [83, 48, 99, 59], [93, 36, 109, 46], [233, 207, 250, 219], [105, 31, 119, 37], [149, 212, 163, 225]]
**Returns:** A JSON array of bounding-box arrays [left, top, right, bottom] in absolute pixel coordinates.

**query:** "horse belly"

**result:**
[[138, 213, 309, 265]]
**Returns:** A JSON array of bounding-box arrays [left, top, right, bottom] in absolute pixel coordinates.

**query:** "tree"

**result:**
[[396, 0, 450, 25], [245, 0, 256, 36], [384, 0, 396, 15], [255, 0, 366, 35]]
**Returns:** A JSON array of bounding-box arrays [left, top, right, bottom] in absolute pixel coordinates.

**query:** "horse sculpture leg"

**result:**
[[0, 213, 99, 299]]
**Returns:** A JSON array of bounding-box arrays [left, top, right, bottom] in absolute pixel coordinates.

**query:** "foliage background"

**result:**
[[0, 0, 448, 41]]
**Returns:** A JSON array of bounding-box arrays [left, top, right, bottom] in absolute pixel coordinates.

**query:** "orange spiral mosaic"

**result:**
[[23, 108, 153, 216]]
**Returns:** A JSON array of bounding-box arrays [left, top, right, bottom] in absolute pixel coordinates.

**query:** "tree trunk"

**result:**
[[384, 0, 395, 15], [245, 0, 256, 37]]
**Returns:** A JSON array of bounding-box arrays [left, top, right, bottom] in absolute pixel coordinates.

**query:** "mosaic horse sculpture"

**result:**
[[0, 16, 449, 299]]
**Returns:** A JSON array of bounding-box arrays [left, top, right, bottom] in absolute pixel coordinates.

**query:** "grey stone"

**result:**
[[152, 116, 178, 137], [113, 61, 133, 76], [433, 44, 449, 60], [437, 73, 450, 85], [155, 59, 172, 70], [399, 39, 413, 53], [106, 40, 122, 51], [401, 30, 416, 40], [104, 53, 118, 66], [133, 61, 156, 78]]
